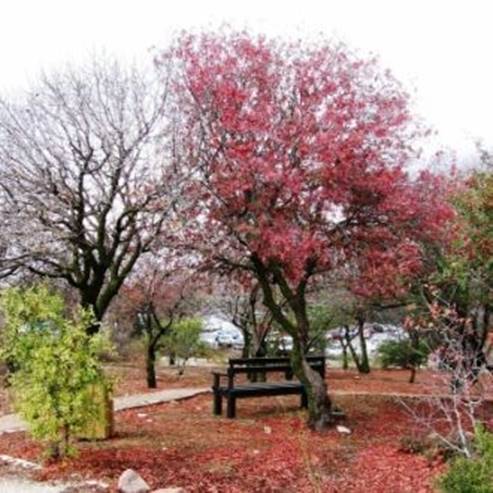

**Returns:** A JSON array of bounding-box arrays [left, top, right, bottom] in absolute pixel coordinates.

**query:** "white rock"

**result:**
[[336, 425, 351, 434], [118, 469, 150, 493], [263, 426, 272, 434]]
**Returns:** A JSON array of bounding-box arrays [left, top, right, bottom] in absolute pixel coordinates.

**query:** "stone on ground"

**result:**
[[117, 469, 150, 493], [336, 425, 351, 434]]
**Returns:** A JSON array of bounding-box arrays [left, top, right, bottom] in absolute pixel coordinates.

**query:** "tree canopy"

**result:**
[[160, 31, 455, 429]]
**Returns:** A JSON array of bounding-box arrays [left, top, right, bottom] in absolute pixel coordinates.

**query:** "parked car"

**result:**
[[216, 329, 244, 349], [278, 335, 293, 353], [199, 331, 219, 349]]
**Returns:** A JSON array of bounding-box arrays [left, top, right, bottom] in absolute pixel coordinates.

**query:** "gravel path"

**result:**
[[0, 387, 210, 435]]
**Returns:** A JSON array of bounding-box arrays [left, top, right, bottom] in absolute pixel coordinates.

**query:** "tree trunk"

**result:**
[[409, 366, 416, 383], [242, 328, 252, 358], [356, 317, 371, 374], [146, 344, 157, 389], [291, 341, 332, 431], [345, 326, 363, 372], [252, 333, 267, 358], [63, 423, 70, 457], [250, 253, 332, 430], [81, 289, 104, 335], [341, 342, 349, 370], [248, 330, 268, 382], [169, 352, 176, 366], [86, 319, 101, 336]]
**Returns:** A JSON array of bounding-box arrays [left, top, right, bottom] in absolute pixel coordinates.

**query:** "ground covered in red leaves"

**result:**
[[1, 367, 492, 492], [1, 393, 449, 492]]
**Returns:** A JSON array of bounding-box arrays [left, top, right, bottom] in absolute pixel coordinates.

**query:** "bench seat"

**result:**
[[217, 380, 303, 397]]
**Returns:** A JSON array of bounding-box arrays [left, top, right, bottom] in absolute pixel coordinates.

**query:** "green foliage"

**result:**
[[306, 304, 335, 354], [266, 302, 344, 356], [430, 169, 493, 313], [438, 426, 493, 493], [161, 317, 205, 373], [0, 285, 110, 458], [378, 338, 429, 370]]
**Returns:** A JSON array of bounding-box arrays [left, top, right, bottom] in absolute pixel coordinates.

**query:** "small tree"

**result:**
[[378, 336, 429, 383], [161, 318, 205, 375], [0, 285, 110, 459], [117, 255, 200, 388], [401, 299, 492, 459]]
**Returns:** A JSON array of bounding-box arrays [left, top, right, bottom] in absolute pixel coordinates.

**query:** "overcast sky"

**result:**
[[1, 0, 491, 162]]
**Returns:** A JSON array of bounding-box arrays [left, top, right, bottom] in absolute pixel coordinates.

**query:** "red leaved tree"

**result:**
[[160, 31, 454, 430]]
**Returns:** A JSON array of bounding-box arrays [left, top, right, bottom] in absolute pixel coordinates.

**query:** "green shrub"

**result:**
[[0, 285, 110, 458], [438, 426, 493, 493], [378, 338, 429, 370], [161, 317, 205, 374]]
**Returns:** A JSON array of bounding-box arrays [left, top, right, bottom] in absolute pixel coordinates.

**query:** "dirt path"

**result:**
[[0, 476, 66, 492], [0, 387, 209, 435]]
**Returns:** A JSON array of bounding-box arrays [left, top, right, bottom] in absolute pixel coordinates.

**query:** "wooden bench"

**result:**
[[212, 356, 326, 418]]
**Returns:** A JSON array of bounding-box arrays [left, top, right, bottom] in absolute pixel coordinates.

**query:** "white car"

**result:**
[[199, 331, 220, 349], [216, 329, 244, 349], [278, 335, 293, 352]]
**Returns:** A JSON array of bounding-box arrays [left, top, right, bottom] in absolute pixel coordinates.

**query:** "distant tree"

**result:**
[[119, 254, 199, 388], [0, 55, 181, 333], [162, 31, 454, 430], [161, 317, 205, 375], [212, 280, 273, 358], [378, 337, 429, 383], [445, 164, 493, 367], [408, 161, 492, 381]]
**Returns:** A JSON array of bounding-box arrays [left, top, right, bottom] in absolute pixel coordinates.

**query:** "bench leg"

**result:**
[[213, 391, 222, 415], [300, 390, 308, 409], [227, 395, 236, 418]]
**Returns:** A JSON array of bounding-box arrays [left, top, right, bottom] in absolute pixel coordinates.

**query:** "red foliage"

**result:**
[[336, 444, 444, 493], [116, 256, 195, 327], [161, 31, 455, 300]]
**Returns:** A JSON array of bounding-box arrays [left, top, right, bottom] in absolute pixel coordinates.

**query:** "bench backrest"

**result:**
[[227, 355, 325, 379]]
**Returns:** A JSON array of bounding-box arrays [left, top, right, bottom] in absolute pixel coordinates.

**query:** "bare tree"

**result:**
[[211, 280, 273, 358], [400, 295, 493, 457], [0, 55, 180, 332], [401, 331, 492, 458]]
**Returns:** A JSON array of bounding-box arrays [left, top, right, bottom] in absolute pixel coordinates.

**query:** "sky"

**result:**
[[0, 0, 492, 162]]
